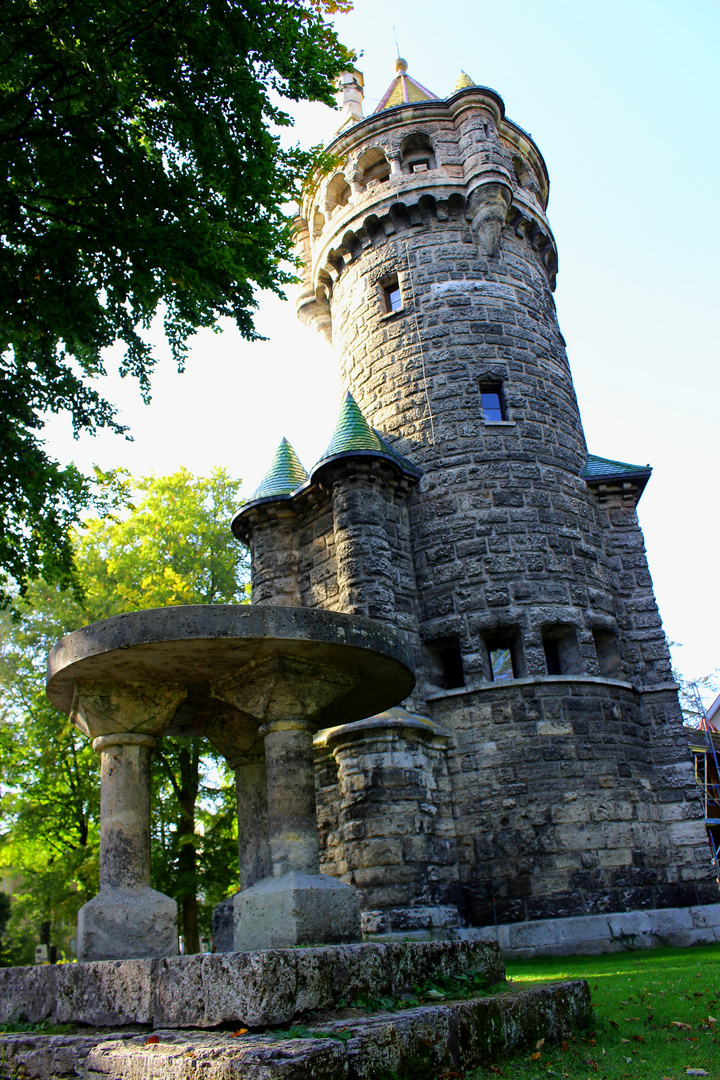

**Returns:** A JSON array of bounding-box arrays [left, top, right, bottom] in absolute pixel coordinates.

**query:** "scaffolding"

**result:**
[[689, 683, 720, 881]]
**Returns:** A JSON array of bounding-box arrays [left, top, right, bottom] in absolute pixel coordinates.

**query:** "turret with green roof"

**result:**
[[248, 438, 308, 504], [310, 392, 421, 482]]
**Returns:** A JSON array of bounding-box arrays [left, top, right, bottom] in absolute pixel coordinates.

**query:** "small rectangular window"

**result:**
[[490, 647, 514, 682], [382, 277, 402, 313], [480, 382, 507, 422], [542, 625, 582, 675], [424, 636, 465, 690], [592, 628, 622, 677], [482, 628, 524, 682]]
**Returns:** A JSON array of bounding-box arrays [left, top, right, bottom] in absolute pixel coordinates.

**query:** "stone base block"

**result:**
[[78, 886, 177, 961], [211, 894, 236, 953], [233, 871, 361, 951], [362, 904, 460, 936], [461, 902, 720, 958]]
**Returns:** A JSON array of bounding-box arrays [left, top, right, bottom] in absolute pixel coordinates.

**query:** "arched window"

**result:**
[[357, 147, 391, 188], [325, 173, 351, 213], [400, 132, 436, 174]]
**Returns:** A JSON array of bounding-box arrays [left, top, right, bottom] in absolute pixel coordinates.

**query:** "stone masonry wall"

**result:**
[[315, 720, 462, 934], [274, 86, 719, 928], [428, 679, 717, 926]]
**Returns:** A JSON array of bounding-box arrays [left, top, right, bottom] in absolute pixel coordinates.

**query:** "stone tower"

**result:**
[[233, 61, 718, 943]]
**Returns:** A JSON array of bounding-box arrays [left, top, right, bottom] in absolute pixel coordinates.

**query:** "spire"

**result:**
[[310, 393, 421, 481], [455, 70, 476, 91], [250, 438, 308, 502], [374, 57, 439, 113]]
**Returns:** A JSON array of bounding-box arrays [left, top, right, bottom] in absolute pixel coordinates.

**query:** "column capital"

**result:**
[[259, 718, 315, 739], [70, 679, 187, 740], [92, 733, 158, 752]]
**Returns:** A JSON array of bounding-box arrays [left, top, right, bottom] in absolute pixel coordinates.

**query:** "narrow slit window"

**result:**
[[382, 276, 402, 313], [480, 382, 507, 422]]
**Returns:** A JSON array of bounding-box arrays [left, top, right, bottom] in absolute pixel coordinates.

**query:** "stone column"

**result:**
[[195, 712, 272, 952], [235, 755, 273, 886], [71, 680, 186, 961], [211, 751, 273, 953], [95, 733, 155, 890], [262, 719, 320, 876], [212, 655, 362, 950]]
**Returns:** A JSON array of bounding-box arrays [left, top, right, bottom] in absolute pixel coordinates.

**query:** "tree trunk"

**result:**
[[177, 743, 200, 954]]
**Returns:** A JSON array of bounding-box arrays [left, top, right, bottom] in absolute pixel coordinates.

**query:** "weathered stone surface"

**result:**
[[77, 886, 178, 963], [0, 958, 153, 1027], [0, 1033, 136, 1080], [463, 902, 720, 958], [233, 872, 361, 952], [238, 75, 719, 936], [0, 940, 503, 1030], [0, 980, 591, 1080], [47, 606, 415, 731]]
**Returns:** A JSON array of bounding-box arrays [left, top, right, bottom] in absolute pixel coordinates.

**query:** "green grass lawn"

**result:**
[[468, 943, 720, 1080]]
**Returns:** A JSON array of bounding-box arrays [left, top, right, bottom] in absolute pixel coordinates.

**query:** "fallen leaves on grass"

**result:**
[[529, 1051, 541, 1061], [672, 1021, 693, 1030]]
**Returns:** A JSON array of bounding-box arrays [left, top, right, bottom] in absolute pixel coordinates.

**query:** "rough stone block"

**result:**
[[0, 980, 592, 1080], [77, 887, 177, 962], [233, 871, 362, 952]]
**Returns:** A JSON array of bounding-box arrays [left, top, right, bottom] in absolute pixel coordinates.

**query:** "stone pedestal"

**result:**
[[77, 734, 178, 961], [232, 717, 360, 951], [69, 683, 185, 961], [234, 870, 361, 950]]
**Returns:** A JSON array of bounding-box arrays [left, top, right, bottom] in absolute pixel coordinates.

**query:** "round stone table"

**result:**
[[47, 605, 415, 959]]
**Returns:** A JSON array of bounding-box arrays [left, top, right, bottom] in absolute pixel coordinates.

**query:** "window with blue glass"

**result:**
[[382, 275, 402, 313], [480, 382, 506, 422]]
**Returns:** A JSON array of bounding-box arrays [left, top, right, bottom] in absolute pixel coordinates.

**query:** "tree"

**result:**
[[0, 0, 352, 601], [0, 468, 248, 962]]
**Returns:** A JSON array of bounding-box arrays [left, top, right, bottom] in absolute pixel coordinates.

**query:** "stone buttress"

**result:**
[[233, 61, 717, 937]]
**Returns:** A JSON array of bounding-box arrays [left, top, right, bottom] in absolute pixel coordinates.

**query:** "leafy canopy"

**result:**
[[0, 0, 352, 601]]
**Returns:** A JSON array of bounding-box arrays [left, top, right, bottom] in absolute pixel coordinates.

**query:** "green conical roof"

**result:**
[[311, 393, 421, 480], [581, 454, 651, 482], [250, 438, 308, 502]]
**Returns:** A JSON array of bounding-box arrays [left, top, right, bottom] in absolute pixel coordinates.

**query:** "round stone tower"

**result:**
[[246, 60, 718, 937]]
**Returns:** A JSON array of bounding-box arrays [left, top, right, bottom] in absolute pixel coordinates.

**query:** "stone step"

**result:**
[[0, 981, 591, 1080], [0, 940, 503, 1030]]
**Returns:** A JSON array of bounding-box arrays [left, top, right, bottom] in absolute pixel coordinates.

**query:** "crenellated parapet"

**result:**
[[295, 81, 557, 345]]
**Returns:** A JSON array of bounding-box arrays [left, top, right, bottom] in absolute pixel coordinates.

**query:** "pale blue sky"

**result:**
[[44, 1, 720, 694]]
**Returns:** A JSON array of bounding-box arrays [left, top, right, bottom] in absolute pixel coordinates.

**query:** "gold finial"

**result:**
[[455, 70, 476, 90], [395, 57, 408, 73]]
